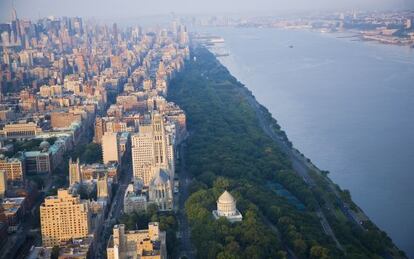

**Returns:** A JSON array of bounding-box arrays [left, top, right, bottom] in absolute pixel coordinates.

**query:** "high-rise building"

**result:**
[[0, 157, 25, 182], [113, 23, 118, 42], [131, 130, 153, 185], [10, 7, 21, 46], [152, 113, 169, 170], [0, 170, 7, 198], [102, 132, 120, 164], [40, 189, 91, 247], [131, 112, 173, 186], [143, 79, 153, 90], [94, 117, 105, 144], [406, 18, 413, 30], [69, 158, 81, 186]]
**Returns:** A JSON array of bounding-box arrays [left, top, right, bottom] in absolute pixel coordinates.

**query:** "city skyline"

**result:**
[[0, 0, 413, 22]]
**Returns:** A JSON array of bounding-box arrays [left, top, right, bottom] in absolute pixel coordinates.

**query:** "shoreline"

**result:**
[[200, 25, 414, 49], [207, 27, 414, 256], [219, 50, 407, 257], [170, 44, 406, 258]]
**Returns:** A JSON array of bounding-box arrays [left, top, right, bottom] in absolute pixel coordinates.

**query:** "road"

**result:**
[[0, 171, 56, 259], [94, 159, 132, 259], [0, 212, 40, 259], [176, 143, 196, 259]]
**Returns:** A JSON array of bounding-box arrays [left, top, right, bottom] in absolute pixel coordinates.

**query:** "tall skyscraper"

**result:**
[[131, 130, 154, 185], [102, 132, 120, 164], [40, 189, 91, 247], [10, 6, 21, 46], [69, 158, 81, 186], [152, 113, 169, 169], [131, 112, 173, 187], [113, 23, 118, 42]]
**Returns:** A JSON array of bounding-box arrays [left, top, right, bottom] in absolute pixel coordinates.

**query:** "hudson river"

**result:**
[[201, 27, 414, 257]]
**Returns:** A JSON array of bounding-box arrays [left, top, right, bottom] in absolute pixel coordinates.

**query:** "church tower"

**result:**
[[152, 112, 168, 170]]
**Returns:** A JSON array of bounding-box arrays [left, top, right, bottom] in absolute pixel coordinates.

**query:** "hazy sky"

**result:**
[[0, 0, 412, 22]]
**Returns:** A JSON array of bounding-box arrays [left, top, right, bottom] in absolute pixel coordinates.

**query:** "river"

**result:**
[[199, 27, 414, 257]]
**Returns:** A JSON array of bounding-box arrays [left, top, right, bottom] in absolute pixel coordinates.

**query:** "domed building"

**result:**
[[213, 190, 243, 222]]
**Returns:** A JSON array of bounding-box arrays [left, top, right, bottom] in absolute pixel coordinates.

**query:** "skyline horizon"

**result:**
[[0, 0, 413, 23]]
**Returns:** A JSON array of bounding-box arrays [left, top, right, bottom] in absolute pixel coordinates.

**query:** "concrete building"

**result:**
[[80, 163, 119, 183], [0, 197, 26, 232], [124, 183, 147, 214], [106, 223, 166, 259], [94, 117, 105, 144], [152, 113, 170, 172], [406, 18, 412, 29], [97, 175, 110, 200], [0, 122, 42, 139], [40, 189, 91, 247], [56, 236, 94, 259], [0, 156, 25, 182], [50, 111, 82, 129], [0, 170, 7, 198], [25, 150, 51, 174], [212, 191, 243, 223], [131, 130, 154, 185], [0, 108, 16, 122], [102, 132, 120, 164], [69, 158, 82, 186], [131, 112, 173, 187]]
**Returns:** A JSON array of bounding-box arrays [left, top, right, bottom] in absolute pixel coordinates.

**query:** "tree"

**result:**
[[31, 176, 45, 189], [310, 245, 330, 259], [217, 251, 238, 259], [80, 143, 102, 164], [51, 246, 60, 259], [293, 239, 307, 257], [276, 250, 288, 259]]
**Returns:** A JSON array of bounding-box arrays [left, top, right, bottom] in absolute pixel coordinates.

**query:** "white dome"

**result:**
[[213, 190, 243, 222], [218, 190, 235, 204]]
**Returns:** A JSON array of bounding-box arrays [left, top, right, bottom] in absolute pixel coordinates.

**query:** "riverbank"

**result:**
[[169, 45, 405, 258], [200, 25, 414, 257]]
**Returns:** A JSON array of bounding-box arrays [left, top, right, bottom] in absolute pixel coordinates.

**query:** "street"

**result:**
[[176, 143, 196, 259], [94, 158, 132, 259]]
